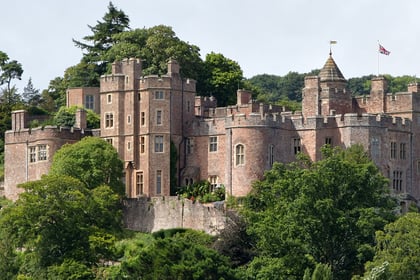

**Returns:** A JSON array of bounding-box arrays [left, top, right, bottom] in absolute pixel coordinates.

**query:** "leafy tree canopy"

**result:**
[[359, 212, 420, 279], [241, 145, 397, 280], [49, 136, 124, 193], [53, 105, 100, 129], [98, 229, 237, 280], [0, 175, 122, 279]]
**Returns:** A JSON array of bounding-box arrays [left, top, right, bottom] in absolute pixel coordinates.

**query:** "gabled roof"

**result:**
[[318, 54, 346, 82]]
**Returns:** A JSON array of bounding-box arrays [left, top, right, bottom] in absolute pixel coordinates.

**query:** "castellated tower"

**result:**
[[303, 54, 352, 117], [100, 58, 196, 198]]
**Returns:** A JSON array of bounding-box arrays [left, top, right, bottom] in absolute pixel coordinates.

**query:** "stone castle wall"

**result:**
[[123, 196, 227, 235]]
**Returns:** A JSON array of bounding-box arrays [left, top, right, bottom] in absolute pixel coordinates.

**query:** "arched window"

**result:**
[[235, 144, 245, 166]]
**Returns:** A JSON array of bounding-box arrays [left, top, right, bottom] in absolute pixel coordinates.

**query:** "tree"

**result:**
[[242, 145, 397, 279], [73, 1, 130, 79], [0, 175, 122, 279], [0, 50, 23, 106], [22, 77, 42, 106], [199, 52, 244, 106], [53, 105, 100, 129], [49, 137, 124, 193], [98, 229, 237, 279], [40, 76, 68, 112], [106, 25, 204, 80], [360, 212, 420, 279]]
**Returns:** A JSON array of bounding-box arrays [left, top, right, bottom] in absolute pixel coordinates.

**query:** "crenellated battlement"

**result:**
[[100, 74, 126, 92], [5, 125, 91, 144]]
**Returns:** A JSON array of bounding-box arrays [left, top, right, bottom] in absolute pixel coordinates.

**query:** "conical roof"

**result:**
[[318, 54, 346, 82]]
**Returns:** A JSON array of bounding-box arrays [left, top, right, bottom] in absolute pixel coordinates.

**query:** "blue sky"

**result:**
[[1, 0, 419, 91]]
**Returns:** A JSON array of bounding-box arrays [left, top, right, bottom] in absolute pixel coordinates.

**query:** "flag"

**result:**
[[379, 44, 390, 55], [330, 40, 337, 44]]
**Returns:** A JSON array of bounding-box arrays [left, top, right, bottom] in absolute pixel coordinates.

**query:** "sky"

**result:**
[[2, 0, 420, 92]]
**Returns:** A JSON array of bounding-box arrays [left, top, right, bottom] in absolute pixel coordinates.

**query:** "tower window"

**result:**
[[390, 141, 397, 159], [136, 171, 144, 196], [155, 91, 164, 100], [38, 145, 47, 161], [155, 135, 164, 153], [141, 112, 145, 126], [29, 146, 36, 163], [209, 137, 218, 152], [85, 95, 94, 110], [140, 137, 145, 153], [235, 144, 245, 166], [293, 138, 301, 154], [156, 110, 162, 125], [105, 113, 114, 128], [156, 170, 162, 194]]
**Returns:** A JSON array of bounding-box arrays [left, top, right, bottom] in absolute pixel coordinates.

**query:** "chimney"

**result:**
[[237, 89, 252, 105], [75, 108, 87, 129]]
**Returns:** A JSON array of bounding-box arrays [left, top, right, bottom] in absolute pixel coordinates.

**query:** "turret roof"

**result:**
[[318, 54, 346, 82]]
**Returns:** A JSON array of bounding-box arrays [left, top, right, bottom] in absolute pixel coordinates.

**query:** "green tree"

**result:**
[[242, 145, 397, 280], [73, 2, 130, 73], [40, 76, 68, 113], [22, 77, 42, 106], [199, 52, 244, 106], [99, 229, 237, 280], [49, 137, 124, 193], [0, 175, 122, 278], [53, 105, 100, 129], [107, 25, 204, 80], [360, 212, 420, 279]]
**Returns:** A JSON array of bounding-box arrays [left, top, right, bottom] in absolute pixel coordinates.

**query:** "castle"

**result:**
[[4, 55, 420, 209]]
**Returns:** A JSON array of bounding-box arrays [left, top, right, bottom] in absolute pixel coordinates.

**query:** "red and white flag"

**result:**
[[379, 44, 390, 55]]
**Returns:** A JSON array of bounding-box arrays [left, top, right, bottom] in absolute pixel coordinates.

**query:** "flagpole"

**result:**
[[377, 40, 380, 76]]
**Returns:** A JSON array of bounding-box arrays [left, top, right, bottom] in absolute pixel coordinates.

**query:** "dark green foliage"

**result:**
[[177, 180, 225, 203], [359, 212, 420, 279], [0, 176, 123, 278], [198, 52, 244, 106], [242, 145, 397, 279], [347, 75, 375, 95], [213, 211, 255, 268], [100, 229, 236, 280], [49, 137, 124, 193], [53, 105, 100, 128]]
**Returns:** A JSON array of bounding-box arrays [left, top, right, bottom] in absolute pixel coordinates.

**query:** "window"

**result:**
[[38, 145, 47, 161], [417, 160, 420, 174], [268, 144, 274, 167], [141, 112, 145, 126], [209, 176, 218, 192], [155, 91, 164, 100], [390, 141, 397, 159], [155, 135, 164, 153], [156, 110, 162, 125], [293, 138, 301, 154], [29, 146, 36, 163], [400, 143, 406, 160], [187, 100, 191, 112], [127, 115, 131, 124], [136, 172, 144, 196], [105, 113, 114, 128], [209, 136, 218, 152], [235, 144, 245, 166], [106, 138, 113, 145], [140, 137, 145, 153], [85, 95, 94, 110], [392, 170, 403, 191], [107, 94, 112, 103], [127, 141, 131, 151], [325, 137, 332, 145], [156, 170, 162, 194], [186, 138, 193, 154]]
